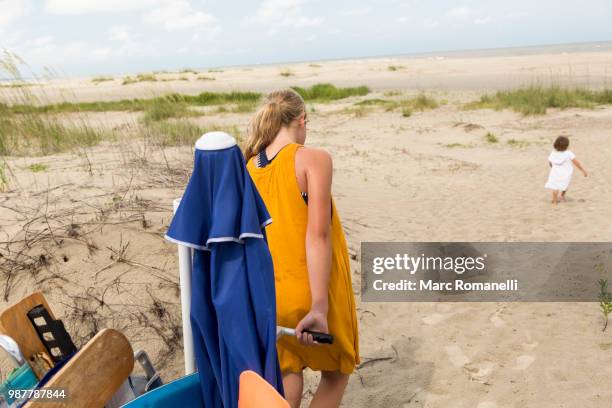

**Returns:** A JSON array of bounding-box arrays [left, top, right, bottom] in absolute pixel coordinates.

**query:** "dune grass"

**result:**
[[341, 106, 372, 118], [145, 121, 241, 147], [0, 162, 7, 191], [122, 73, 158, 85], [485, 132, 499, 143], [0, 53, 113, 155], [91, 76, 113, 84], [506, 138, 530, 148], [145, 120, 205, 146], [28, 163, 49, 172], [4, 83, 365, 114], [4, 91, 262, 115], [354, 93, 439, 116], [0, 113, 109, 156], [279, 69, 294, 77], [142, 97, 202, 124], [292, 83, 370, 102], [465, 86, 612, 115]]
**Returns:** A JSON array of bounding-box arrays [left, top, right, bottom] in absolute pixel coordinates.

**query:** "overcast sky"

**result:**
[[1, 0, 611, 77]]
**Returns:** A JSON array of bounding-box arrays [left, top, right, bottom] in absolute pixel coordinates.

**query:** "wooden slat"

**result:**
[[23, 328, 134, 408]]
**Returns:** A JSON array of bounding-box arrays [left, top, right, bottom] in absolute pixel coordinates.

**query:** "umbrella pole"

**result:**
[[174, 198, 196, 374]]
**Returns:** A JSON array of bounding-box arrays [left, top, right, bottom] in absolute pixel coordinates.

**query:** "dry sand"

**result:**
[[1, 44, 612, 407]]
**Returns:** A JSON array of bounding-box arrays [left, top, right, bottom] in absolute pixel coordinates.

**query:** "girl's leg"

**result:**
[[560, 190, 567, 201], [310, 371, 349, 408], [283, 371, 304, 408], [552, 190, 559, 205]]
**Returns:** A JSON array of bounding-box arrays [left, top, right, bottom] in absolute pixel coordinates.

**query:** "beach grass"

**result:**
[[342, 106, 372, 118], [445, 142, 473, 148], [292, 83, 370, 102], [485, 132, 499, 143], [0, 161, 7, 191], [145, 121, 241, 147], [4, 91, 262, 115], [0, 113, 109, 156], [92, 76, 113, 84], [354, 94, 438, 115], [122, 73, 158, 85], [279, 69, 294, 77], [465, 86, 612, 115], [142, 97, 203, 124], [409, 94, 439, 111], [28, 163, 49, 172], [506, 138, 530, 148], [145, 120, 205, 146]]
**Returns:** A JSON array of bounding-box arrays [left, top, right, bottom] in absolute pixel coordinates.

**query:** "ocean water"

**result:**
[[396, 40, 612, 60]]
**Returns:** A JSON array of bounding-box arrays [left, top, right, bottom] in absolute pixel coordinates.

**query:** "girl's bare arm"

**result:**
[[294, 147, 333, 344], [572, 158, 588, 176], [303, 148, 333, 313]]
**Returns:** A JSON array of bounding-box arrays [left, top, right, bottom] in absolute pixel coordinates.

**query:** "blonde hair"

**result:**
[[244, 89, 305, 161]]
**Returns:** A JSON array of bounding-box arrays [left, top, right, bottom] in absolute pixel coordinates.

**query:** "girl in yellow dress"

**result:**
[[245, 89, 359, 408]]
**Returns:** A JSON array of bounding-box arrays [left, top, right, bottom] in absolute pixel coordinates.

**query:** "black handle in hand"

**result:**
[[303, 330, 334, 344]]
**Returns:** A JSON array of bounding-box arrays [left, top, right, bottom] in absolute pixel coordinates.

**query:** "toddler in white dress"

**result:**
[[545, 136, 587, 205]]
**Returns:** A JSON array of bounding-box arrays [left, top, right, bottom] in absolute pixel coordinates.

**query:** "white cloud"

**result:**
[[339, 7, 370, 17], [22, 36, 54, 48], [446, 6, 492, 26], [143, 1, 216, 31], [44, 0, 168, 15], [109, 26, 131, 41], [397, 17, 409, 23], [473, 16, 492, 25], [20, 37, 114, 65], [0, 0, 31, 31], [251, 0, 323, 28], [446, 6, 472, 21], [423, 18, 440, 29]]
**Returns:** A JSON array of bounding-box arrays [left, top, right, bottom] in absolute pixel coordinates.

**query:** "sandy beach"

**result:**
[[1, 42, 612, 407]]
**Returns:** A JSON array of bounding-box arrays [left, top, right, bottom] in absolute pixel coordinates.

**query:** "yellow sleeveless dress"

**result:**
[[246, 143, 359, 374]]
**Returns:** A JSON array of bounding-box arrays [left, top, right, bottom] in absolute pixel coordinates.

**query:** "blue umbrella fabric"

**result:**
[[165, 132, 283, 407]]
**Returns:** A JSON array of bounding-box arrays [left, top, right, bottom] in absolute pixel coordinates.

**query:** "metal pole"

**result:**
[[173, 198, 196, 374]]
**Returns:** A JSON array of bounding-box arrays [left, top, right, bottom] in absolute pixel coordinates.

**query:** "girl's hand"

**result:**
[[295, 309, 328, 346]]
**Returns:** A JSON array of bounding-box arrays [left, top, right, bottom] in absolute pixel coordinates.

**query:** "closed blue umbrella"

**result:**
[[165, 132, 283, 407]]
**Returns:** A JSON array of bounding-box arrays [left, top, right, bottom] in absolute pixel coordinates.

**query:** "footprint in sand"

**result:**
[[463, 361, 495, 384], [514, 355, 535, 370], [445, 345, 470, 367], [422, 313, 450, 325], [489, 314, 505, 327], [521, 341, 539, 351], [477, 402, 497, 408], [489, 306, 506, 327], [436, 303, 454, 313]]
